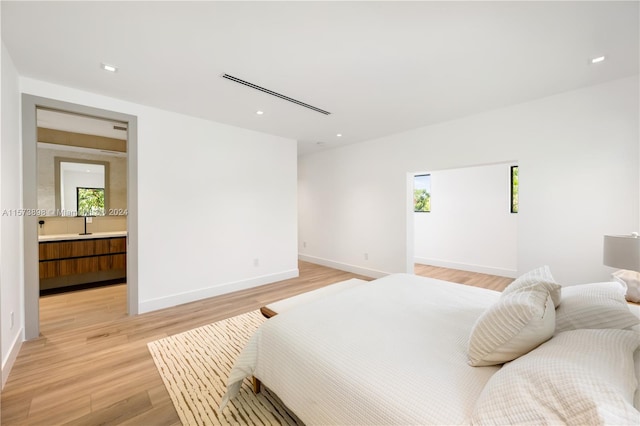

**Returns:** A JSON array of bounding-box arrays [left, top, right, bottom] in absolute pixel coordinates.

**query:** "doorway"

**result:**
[[406, 162, 518, 279], [22, 95, 138, 340]]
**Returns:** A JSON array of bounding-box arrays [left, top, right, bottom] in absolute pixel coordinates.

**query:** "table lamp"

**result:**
[[604, 233, 640, 302]]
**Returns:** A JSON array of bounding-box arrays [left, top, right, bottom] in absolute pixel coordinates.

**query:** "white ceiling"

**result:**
[[3, 1, 638, 156]]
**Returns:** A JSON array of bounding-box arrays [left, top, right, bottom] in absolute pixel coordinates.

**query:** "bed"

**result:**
[[222, 270, 640, 425]]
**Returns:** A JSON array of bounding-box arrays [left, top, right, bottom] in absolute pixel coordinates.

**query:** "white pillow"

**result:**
[[471, 329, 640, 425], [555, 282, 640, 334], [613, 269, 640, 303], [502, 265, 561, 307], [635, 346, 640, 410], [468, 287, 555, 366]]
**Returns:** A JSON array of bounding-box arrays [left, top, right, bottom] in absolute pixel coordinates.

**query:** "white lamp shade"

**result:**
[[603, 235, 640, 272]]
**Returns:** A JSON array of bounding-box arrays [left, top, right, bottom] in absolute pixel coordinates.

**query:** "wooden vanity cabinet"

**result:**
[[39, 236, 126, 291]]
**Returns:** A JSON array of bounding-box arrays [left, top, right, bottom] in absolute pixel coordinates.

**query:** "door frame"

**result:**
[[22, 94, 138, 339]]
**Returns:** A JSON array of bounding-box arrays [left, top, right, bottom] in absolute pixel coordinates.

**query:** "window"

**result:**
[[511, 166, 519, 213], [414, 174, 431, 212], [77, 187, 105, 216]]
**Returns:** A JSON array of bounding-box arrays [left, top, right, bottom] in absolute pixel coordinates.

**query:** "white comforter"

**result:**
[[222, 273, 503, 425]]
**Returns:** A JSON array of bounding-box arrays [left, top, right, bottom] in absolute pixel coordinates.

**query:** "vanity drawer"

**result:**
[[39, 237, 127, 288], [39, 238, 124, 260]]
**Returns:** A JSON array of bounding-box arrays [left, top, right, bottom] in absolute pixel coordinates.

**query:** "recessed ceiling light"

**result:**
[[336, 133, 342, 137], [591, 56, 605, 64], [256, 110, 264, 115], [100, 63, 118, 72]]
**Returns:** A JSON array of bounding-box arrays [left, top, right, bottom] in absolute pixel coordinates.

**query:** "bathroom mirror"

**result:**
[[36, 108, 128, 217], [37, 145, 127, 217], [56, 158, 108, 216]]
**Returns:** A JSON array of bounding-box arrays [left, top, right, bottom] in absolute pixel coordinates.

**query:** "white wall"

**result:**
[[299, 76, 639, 285], [1, 42, 24, 387], [414, 163, 518, 277], [19, 77, 299, 313]]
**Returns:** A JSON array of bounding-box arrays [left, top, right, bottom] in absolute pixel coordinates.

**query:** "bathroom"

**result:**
[[36, 108, 128, 295]]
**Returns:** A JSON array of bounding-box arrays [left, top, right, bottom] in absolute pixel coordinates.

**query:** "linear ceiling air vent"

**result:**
[[221, 74, 331, 115], [113, 125, 127, 131]]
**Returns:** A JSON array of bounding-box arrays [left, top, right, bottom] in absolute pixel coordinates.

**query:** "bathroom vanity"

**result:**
[[39, 231, 127, 292]]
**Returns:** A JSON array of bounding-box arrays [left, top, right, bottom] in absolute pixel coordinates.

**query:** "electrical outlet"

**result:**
[[254, 258, 259, 267], [364, 253, 369, 260], [303, 241, 307, 248], [86, 217, 93, 223], [10, 312, 14, 329]]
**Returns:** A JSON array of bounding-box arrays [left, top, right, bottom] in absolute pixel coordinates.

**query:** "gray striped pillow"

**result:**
[[471, 329, 640, 425], [468, 287, 555, 367], [502, 265, 561, 307]]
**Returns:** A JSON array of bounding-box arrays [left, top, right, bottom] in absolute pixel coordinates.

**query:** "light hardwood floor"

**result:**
[[414, 264, 513, 292], [1, 261, 511, 425]]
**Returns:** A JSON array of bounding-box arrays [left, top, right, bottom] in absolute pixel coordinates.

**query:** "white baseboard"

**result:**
[[298, 254, 389, 279], [2, 328, 23, 389], [139, 269, 299, 314], [414, 257, 517, 278]]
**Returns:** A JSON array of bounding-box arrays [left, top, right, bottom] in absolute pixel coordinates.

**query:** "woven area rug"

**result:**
[[148, 310, 301, 425]]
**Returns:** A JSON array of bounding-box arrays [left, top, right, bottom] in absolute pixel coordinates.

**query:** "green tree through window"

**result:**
[[414, 174, 431, 212], [77, 187, 105, 216]]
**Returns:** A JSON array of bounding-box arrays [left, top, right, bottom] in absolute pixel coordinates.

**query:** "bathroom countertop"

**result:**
[[38, 231, 127, 242]]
